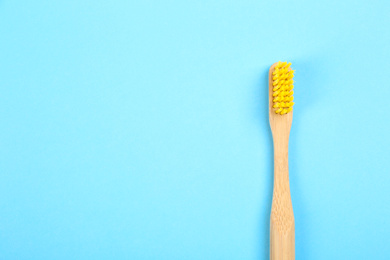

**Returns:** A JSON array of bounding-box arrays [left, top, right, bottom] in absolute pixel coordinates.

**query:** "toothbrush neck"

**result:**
[[273, 135, 290, 178]]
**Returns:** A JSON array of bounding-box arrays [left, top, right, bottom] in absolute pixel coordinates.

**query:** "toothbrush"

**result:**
[[269, 61, 295, 260]]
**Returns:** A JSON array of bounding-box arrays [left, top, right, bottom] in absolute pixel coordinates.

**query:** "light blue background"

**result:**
[[1, 0, 390, 259]]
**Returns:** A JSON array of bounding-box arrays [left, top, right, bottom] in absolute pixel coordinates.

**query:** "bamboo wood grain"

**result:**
[[269, 63, 295, 260]]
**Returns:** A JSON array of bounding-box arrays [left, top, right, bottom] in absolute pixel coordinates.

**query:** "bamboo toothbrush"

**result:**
[[269, 61, 295, 260]]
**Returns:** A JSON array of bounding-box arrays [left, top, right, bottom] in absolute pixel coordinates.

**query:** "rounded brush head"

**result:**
[[272, 61, 294, 115]]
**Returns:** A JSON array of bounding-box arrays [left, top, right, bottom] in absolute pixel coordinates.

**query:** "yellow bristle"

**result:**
[[272, 61, 294, 115]]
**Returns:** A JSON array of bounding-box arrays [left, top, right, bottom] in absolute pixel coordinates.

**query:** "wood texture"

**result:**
[[269, 63, 295, 260]]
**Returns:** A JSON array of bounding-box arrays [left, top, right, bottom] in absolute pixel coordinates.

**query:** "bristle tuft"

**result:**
[[272, 61, 294, 115]]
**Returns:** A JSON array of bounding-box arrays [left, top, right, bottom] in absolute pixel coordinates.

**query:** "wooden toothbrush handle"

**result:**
[[270, 218, 295, 260], [270, 146, 294, 260]]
